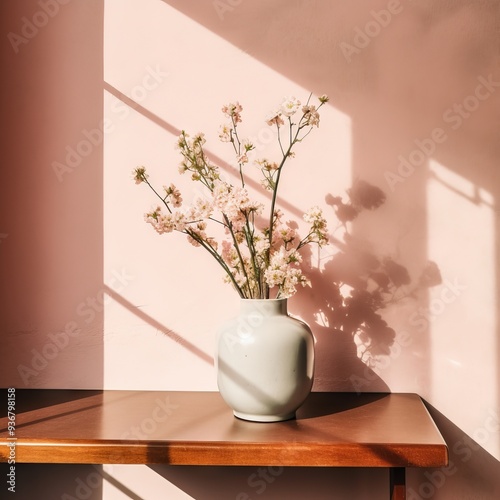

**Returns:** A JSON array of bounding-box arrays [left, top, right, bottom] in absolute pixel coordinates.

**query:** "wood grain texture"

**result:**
[[0, 390, 448, 467]]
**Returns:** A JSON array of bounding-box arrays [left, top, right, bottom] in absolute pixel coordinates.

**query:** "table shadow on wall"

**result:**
[[408, 402, 500, 498]]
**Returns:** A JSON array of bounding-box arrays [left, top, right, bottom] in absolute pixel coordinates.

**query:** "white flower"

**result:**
[[135, 94, 328, 299], [219, 123, 232, 142], [264, 247, 309, 297], [280, 96, 301, 117], [191, 197, 214, 219], [303, 206, 328, 246], [254, 236, 270, 255], [303, 206, 323, 223]]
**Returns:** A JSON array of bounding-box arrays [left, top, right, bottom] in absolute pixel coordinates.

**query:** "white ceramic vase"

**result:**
[[216, 298, 315, 422]]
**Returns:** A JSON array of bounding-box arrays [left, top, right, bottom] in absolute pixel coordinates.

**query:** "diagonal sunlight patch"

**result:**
[[103, 0, 352, 393], [427, 159, 497, 459], [103, 285, 213, 365], [104, 81, 347, 251]]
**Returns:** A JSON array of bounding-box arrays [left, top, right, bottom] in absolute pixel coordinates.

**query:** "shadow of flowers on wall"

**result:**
[[294, 180, 442, 391]]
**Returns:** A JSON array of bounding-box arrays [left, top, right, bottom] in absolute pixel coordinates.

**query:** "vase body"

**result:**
[[216, 298, 315, 422]]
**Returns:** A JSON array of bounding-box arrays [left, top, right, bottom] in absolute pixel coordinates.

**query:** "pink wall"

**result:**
[[1, 0, 499, 498], [0, 0, 104, 389]]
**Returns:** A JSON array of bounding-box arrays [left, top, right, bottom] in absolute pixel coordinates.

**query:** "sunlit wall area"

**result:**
[[426, 159, 498, 458], [102, 0, 352, 390]]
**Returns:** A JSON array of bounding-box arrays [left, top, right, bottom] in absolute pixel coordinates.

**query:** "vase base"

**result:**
[[233, 410, 296, 422]]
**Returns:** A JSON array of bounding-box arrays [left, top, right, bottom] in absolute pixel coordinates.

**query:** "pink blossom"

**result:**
[[254, 236, 270, 255], [302, 105, 320, 127], [237, 153, 249, 165], [164, 183, 183, 207], [303, 206, 328, 246], [133, 166, 148, 184], [266, 110, 284, 127], [222, 102, 243, 123], [191, 197, 214, 219], [255, 159, 278, 171], [135, 94, 329, 299]]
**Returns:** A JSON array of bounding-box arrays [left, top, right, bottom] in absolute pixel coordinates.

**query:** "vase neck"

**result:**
[[240, 298, 288, 316]]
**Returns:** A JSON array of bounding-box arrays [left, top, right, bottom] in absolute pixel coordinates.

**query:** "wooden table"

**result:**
[[0, 390, 448, 499]]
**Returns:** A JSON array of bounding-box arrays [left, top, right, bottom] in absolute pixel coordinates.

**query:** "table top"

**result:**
[[0, 390, 448, 467]]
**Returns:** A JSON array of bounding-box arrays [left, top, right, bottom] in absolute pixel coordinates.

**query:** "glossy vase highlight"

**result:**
[[216, 298, 315, 422]]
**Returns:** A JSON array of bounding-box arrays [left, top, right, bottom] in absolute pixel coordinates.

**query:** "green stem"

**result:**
[[243, 211, 262, 298], [183, 227, 245, 298], [223, 213, 252, 298], [229, 116, 246, 188], [145, 179, 173, 213]]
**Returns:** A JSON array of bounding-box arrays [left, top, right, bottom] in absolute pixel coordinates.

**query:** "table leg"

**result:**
[[390, 467, 406, 500]]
